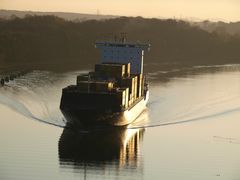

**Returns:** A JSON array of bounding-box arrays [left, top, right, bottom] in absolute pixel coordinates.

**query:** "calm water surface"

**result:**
[[1, 64, 240, 180]]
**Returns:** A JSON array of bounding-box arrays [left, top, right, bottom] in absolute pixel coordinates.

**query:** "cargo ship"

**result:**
[[60, 37, 150, 128]]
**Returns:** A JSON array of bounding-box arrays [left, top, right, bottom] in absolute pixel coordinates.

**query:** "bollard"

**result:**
[[4, 76, 9, 82], [0, 78, 4, 86], [10, 74, 14, 80]]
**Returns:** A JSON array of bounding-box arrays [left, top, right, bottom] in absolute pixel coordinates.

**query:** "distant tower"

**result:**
[[97, 9, 100, 16], [95, 36, 150, 74]]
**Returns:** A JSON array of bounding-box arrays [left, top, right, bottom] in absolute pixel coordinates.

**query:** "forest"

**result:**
[[0, 15, 240, 71]]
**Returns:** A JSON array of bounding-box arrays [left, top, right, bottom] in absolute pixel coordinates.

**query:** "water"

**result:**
[[1, 64, 240, 179]]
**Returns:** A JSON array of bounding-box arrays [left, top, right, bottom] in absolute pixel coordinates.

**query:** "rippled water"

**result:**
[[1, 64, 240, 179]]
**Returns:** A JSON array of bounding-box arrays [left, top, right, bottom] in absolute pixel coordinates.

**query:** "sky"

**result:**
[[1, 0, 239, 22]]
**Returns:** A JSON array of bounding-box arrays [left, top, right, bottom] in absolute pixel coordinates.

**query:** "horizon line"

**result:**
[[0, 8, 239, 23]]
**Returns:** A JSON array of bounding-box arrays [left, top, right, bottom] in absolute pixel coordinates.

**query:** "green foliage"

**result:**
[[0, 15, 239, 70]]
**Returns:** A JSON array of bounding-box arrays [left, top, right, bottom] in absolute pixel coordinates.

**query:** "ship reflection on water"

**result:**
[[58, 126, 145, 176]]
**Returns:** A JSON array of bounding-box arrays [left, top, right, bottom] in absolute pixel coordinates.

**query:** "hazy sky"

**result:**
[[1, 0, 239, 22]]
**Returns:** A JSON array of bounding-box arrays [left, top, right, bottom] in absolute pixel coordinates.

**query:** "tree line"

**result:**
[[0, 15, 240, 71]]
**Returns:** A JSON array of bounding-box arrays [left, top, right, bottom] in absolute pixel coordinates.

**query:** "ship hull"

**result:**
[[61, 90, 149, 128]]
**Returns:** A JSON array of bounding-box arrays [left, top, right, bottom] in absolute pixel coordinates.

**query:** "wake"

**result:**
[[129, 106, 240, 129], [0, 66, 240, 130], [0, 70, 85, 128]]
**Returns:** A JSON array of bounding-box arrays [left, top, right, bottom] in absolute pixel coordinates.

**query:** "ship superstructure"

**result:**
[[60, 37, 150, 128]]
